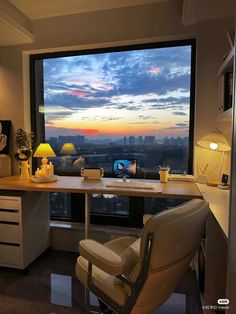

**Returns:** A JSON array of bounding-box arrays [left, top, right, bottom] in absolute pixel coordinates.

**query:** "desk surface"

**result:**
[[0, 176, 202, 199]]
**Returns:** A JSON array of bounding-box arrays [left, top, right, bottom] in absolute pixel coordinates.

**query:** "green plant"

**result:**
[[15, 128, 34, 161]]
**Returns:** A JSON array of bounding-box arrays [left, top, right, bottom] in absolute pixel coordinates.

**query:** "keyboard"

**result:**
[[106, 181, 155, 190]]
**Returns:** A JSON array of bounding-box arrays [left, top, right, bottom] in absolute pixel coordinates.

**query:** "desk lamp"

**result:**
[[33, 143, 56, 168], [197, 130, 230, 185]]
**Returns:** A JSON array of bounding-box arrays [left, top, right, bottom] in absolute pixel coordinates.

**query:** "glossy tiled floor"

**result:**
[[0, 249, 203, 314]]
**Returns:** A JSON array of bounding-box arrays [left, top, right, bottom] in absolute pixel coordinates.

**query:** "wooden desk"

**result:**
[[0, 176, 202, 238]]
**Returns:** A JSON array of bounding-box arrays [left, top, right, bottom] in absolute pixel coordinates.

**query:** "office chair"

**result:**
[[75, 198, 209, 314]]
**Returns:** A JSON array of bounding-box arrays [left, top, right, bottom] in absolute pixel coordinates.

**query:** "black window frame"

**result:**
[[30, 38, 196, 227]]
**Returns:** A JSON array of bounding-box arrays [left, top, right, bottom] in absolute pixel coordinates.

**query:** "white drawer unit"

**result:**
[[0, 244, 21, 266], [0, 223, 20, 243], [0, 192, 50, 269], [0, 196, 21, 210], [0, 209, 20, 223]]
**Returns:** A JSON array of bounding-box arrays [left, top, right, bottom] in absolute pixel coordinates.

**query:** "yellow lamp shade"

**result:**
[[33, 143, 56, 158], [60, 143, 77, 155], [197, 131, 230, 152]]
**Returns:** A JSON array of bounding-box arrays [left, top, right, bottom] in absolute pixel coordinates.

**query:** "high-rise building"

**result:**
[[144, 136, 155, 145], [129, 136, 135, 145], [138, 136, 143, 145]]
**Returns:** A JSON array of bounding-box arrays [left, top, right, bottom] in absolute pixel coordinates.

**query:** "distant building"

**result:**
[[129, 136, 135, 145], [138, 136, 143, 145], [144, 136, 155, 145], [58, 135, 85, 146], [162, 136, 188, 145]]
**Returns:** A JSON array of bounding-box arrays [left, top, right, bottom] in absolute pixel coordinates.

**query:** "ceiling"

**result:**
[[182, 0, 236, 25], [9, 0, 165, 20], [0, 0, 235, 48]]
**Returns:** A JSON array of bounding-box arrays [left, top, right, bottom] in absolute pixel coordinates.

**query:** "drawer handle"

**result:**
[[0, 242, 20, 247], [0, 221, 19, 225], [0, 209, 19, 213], [0, 198, 19, 201]]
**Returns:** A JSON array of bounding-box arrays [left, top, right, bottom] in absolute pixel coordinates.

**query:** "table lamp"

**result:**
[[197, 130, 230, 185], [33, 143, 56, 168]]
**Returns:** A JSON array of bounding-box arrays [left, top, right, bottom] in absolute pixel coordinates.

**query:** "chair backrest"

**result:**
[[131, 198, 209, 314]]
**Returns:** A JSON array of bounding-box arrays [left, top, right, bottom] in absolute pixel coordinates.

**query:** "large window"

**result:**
[[30, 39, 195, 226]]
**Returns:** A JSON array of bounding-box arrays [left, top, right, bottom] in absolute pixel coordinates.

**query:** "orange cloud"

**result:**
[[93, 81, 114, 91], [82, 129, 99, 136], [67, 90, 87, 97], [149, 67, 161, 75]]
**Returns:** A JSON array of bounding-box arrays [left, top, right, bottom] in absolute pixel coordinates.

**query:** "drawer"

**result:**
[[0, 224, 20, 243], [0, 197, 21, 210], [0, 244, 21, 266], [0, 209, 20, 223]]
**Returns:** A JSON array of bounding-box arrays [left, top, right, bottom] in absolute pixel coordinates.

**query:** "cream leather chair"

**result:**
[[75, 199, 209, 313]]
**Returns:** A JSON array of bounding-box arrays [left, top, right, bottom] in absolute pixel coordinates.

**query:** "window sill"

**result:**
[[50, 220, 142, 237]]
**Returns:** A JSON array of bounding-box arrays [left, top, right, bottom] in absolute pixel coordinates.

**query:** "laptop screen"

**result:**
[[113, 159, 137, 177]]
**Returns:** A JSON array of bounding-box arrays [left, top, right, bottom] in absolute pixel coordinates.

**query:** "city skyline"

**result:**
[[47, 134, 189, 146], [43, 45, 191, 140]]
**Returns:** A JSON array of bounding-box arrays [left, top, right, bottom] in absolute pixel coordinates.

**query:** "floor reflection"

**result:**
[[0, 249, 202, 314], [51, 274, 72, 307], [154, 293, 186, 313]]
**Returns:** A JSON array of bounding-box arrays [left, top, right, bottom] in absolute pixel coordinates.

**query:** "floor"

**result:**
[[0, 249, 203, 314]]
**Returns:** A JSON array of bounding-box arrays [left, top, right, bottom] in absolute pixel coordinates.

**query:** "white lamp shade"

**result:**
[[60, 143, 77, 155], [197, 131, 230, 152], [33, 143, 56, 158]]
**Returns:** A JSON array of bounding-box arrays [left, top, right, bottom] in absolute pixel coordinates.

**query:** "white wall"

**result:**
[[226, 15, 236, 314], [0, 0, 234, 175]]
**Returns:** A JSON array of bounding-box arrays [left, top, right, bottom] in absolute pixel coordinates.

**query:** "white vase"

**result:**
[[20, 160, 30, 180]]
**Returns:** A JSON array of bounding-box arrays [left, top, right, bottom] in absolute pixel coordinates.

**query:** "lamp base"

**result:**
[[207, 181, 219, 187], [31, 175, 57, 183]]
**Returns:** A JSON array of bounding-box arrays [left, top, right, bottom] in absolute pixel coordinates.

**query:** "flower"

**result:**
[[15, 129, 34, 161]]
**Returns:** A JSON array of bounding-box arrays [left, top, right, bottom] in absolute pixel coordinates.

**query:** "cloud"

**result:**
[[44, 46, 192, 111], [176, 123, 188, 127], [45, 119, 55, 126], [81, 116, 122, 121], [149, 66, 161, 75], [43, 45, 192, 138], [128, 122, 152, 124], [66, 90, 88, 97], [172, 111, 188, 116], [161, 127, 188, 132], [138, 115, 154, 120]]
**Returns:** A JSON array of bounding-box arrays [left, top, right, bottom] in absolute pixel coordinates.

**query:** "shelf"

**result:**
[[217, 107, 232, 122], [218, 47, 234, 76]]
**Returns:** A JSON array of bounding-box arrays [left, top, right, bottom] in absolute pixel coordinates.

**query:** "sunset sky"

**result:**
[[43, 45, 191, 140]]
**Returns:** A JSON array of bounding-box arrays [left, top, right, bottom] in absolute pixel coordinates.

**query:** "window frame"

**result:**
[[30, 38, 196, 227]]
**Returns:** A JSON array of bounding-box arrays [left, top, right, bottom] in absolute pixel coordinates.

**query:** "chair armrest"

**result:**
[[143, 214, 153, 225], [79, 239, 123, 276]]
